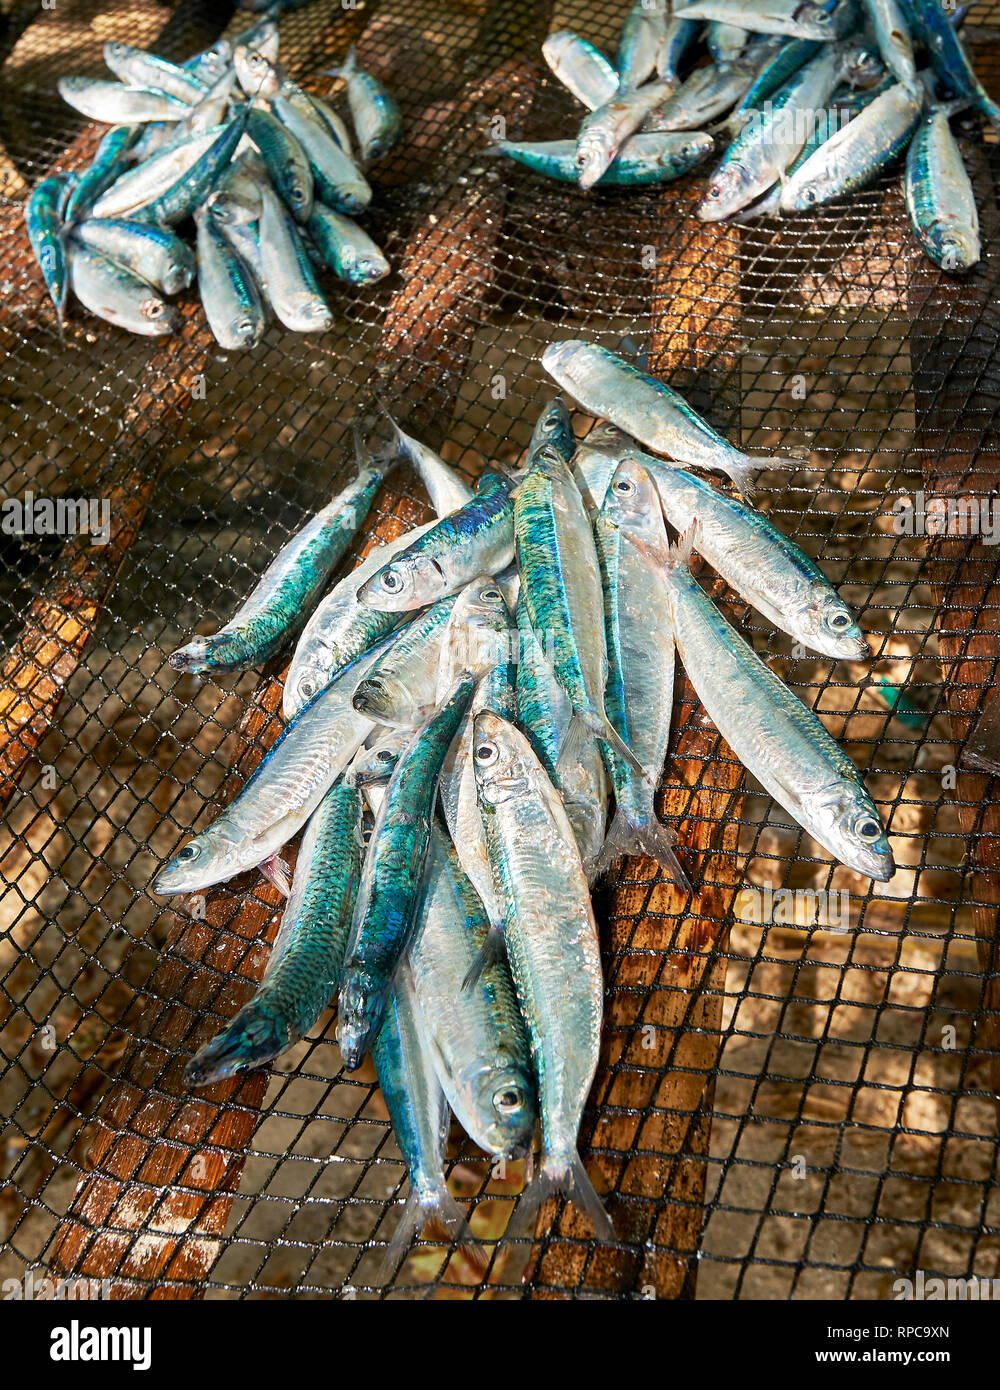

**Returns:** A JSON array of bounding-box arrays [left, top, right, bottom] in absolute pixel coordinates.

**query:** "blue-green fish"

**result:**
[[905, 0, 1000, 128], [860, 0, 918, 95], [576, 78, 674, 187], [64, 125, 141, 223], [526, 397, 575, 469], [183, 780, 363, 1086], [904, 104, 980, 271], [372, 966, 479, 1283], [542, 340, 801, 494], [473, 710, 614, 1241], [778, 80, 923, 210], [246, 107, 314, 221], [102, 42, 208, 104], [195, 209, 265, 350], [542, 30, 619, 110], [489, 130, 713, 184], [169, 453, 388, 673], [307, 202, 390, 284], [26, 173, 74, 330], [515, 443, 647, 780], [138, 108, 248, 225], [258, 184, 333, 333], [655, 12, 701, 83], [675, 0, 838, 40], [90, 124, 228, 219], [351, 595, 458, 728], [617, 0, 669, 89], [70, 217, 195, 296], [338, 676, 476, 1069], [357, 471, 513, 612], [326, 46, 401, 162]]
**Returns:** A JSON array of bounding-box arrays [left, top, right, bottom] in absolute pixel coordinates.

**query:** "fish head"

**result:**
[[168, 637, 212, 673], [250, 19, 280, 63], [347, 733, 406, 787], [351, 672, 415, 726], [441, 578, 512, 678], [342, 248, 390, 285], [141, 297, 182, 335], [356, 554, 438, 611], [219, 308, 264, 349], [933, 225, 981, 274], [539, 339, 585, 382], [780, 169, 831, 214], [153, 824, 243, 895], [675, 132, 715, 168], [529, 397, 574, 457], [698, 162, 752, 222], [839, 42, 883, 89], [233, 44, 279, 98], [283, 660, 328, 719], [336, 970, 383, 1071], [799, 591, 869, 661], [602, 455, 661, 536], [817, 786, 894, 882], [462, 1054, 536, 1157], [576, 128, 616, 190], [472, 710, 534, 805], [278, 167, 312, 219]]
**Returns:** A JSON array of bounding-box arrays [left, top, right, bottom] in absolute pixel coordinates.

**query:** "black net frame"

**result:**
[[1, 0, 1000, 1301]]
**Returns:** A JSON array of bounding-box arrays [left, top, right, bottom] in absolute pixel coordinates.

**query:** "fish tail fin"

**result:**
[[506, 1151, 615, 1244], [461, 922, 504, 992], [739, 447, 808, 492], [376, 1187, 482, 1286], [258, 852, 291, 898], [353, 418, 396, 482], [596, 716, 652, 785], [593, 806, 691, 891]]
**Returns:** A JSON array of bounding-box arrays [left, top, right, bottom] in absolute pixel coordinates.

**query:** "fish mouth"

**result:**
[[168, 640, 209, 673]]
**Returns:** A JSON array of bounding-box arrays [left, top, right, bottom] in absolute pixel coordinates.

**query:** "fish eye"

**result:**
[[380, 570, 404, 593], [237, 318, 255, 335], [299, 678, 315, 698], [480, 586, 502, 602], [475, 740, 499, 765], [803, 187, 818, 206], [142, 300, 165, 319], [493, 1086, 524, 1115], [828, 612, 851, 630], [856, 818, 881, 841], [707, 184, 722, 200], [376, 749, 395, 763], [613, 477, 636, 496], [178, 843, 200, 861]]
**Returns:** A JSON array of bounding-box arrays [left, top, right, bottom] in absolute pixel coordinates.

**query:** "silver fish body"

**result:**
[[57, 76, 191, 124], [543, 340, 800, 494], [675, 0, 838, 41], [307, 202, 389, 284], [617, 0, 669, 89], [257, 184, 333, 333], [904, 105, 980, 271], [70, 217, 196, 295], [90, 125, 226, 218], [542, 29, 620, 110], [644, 60, 759, 132], [102, 42, 209, 104], [473, 711, 613, 1240], [152, 644, 382, 895], [351, 595, 458, 728], [196, 211, 265, 350], [659, 528, 893, 880], [409, 826, 535, 1158], [67, 242, 180, 336], [576, 80, 674, 188]]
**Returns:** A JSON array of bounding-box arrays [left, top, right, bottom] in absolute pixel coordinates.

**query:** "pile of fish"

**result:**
[[24, 19, 399, 345], [152, 340, 892, 1276], [490, 0, 985, 272]]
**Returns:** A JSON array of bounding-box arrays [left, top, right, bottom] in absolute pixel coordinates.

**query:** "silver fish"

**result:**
[[473, 711, 614, 1241], [70, 218, 195, 296], [617, 0, 669, 90], [102, 42, 208, 104], [57, 77, 191, 124], [67, 242, 180, 336], [196, 211, 265, 350], [652, 525, 893, 880], [904, 105, 980, 272], [91, 125, 227, 218], [542, 30, 620, 110], [351, 596, 458, 729], [257, 184, 333, 333], [409, 826, 536, 1158], [675, 0, 838, 41], [644, 59, 759, 132], [153, 643, 382, 896], [386, 417, 474, 514], [542, 340, 802, 494], [576, 79, 674, 188]]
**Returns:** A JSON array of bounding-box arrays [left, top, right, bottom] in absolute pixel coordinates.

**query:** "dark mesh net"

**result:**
[[2, 0, 1000, 1300]]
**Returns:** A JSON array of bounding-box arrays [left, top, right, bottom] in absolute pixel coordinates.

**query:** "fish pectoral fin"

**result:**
[[461, 923, 504, 993]]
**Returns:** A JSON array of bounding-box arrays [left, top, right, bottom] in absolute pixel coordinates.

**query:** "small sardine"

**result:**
[[195, 210, 265, 350], [490, 130, 714, 184], [386, 416, 474, 514], [473, 711, 614, 1241], [90, 124, 227, 219], [307, 202, 390, 284], [542, 340, 802, 494], [102, 42, 209, 104], [64, 125, 141, 223], [904, 105, 980, 271], [57, 76, 192, 124], [170, 454, 388, 672], [26, 173, 73, 330], [257, 184, 333, 333], [183, 781, 363, 1086], [617, 0, 669, 90], [67, 241, 180, 336], [357, 471, 514, 612], [246, 108, 313, 221], [351, 595, 458, 728], [644, 60, 759, 132], [675, 0, 838, 41], [70, 217, 196, 296], [326, 46, 401, 162], [576, 79, 674, 188], [339, 677, 476, 1069]]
